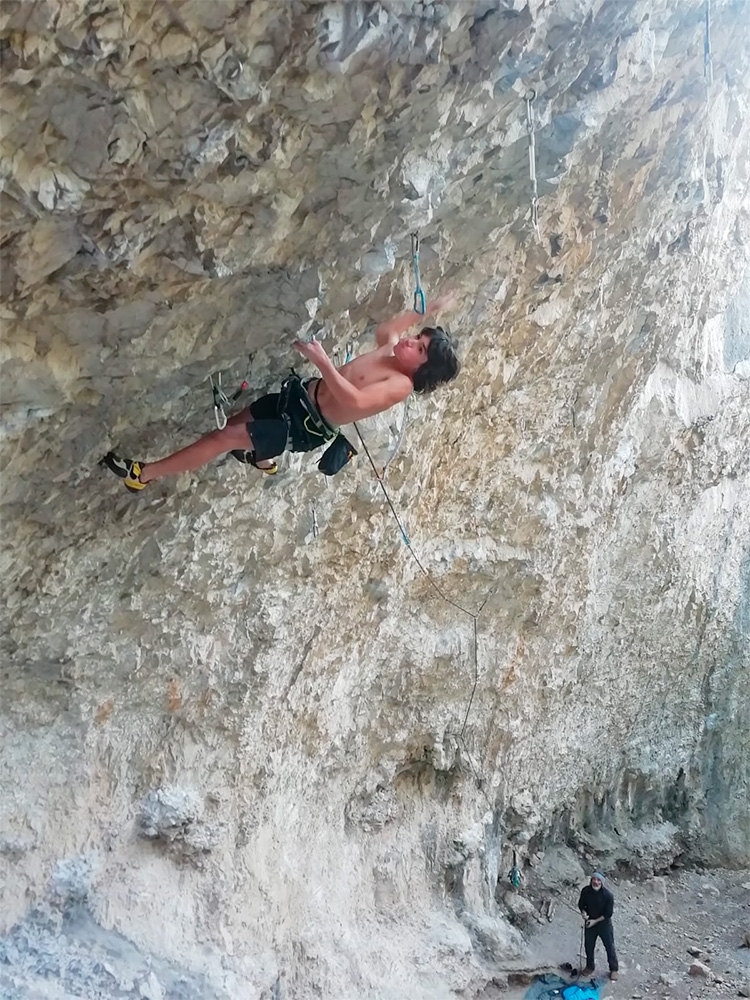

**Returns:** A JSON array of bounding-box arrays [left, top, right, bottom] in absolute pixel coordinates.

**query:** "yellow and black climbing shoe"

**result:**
[[230, 450, 278, 475], [101, 451, 147, 492]]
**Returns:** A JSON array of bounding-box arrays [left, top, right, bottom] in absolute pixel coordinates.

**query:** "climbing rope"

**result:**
[[353, 422, 496, 763], [525, 90, 540, 238], [353, 424, 412, 546], [411, 232, 426, 315], [209, 372, 232, 429], [704, 0, 713, 84], [579, 921, 585, 973], [381, 397, 410, 477]]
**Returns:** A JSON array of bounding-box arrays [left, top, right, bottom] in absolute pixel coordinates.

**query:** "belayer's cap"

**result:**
[[591, 871, 605, 881]]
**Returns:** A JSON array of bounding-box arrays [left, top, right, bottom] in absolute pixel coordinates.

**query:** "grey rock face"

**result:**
[[138, 786, 221, 864], [1, 0, 749, 997]]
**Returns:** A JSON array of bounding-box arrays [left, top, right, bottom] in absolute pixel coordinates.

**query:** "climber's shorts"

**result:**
[[246, 392, 287, 461], [246, 377, 336, 461]]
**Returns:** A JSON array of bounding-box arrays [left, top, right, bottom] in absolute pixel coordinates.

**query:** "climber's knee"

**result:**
[[219, 422, 254, 450]]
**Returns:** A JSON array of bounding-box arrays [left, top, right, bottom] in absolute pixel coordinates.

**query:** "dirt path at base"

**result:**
[[495, 869, 749, 1000]]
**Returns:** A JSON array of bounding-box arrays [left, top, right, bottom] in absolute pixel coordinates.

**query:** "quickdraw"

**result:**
[[525, 90, 540, 238], [411, 232, 426, 315], [508, 851, 522, 889], [209, 358, 252, 428]]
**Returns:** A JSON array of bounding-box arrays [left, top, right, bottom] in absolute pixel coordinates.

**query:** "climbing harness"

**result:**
[[525, 90, 540, 238], [508, 850, 522, 889], [411, 232, 426, 314], [279, 370, 336, 452], [704, 0, 713, 84]]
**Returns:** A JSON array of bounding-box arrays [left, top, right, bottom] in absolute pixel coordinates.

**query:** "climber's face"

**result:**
[[394, 332, 429, 372]]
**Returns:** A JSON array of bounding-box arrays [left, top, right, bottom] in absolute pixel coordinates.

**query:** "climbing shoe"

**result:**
[[230, 450, 277, 475], [101, 451, 147, 492]]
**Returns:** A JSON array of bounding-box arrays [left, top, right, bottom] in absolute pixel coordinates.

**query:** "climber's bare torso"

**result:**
[[294, 300, 452, 425], [310, 344, 416, 426]]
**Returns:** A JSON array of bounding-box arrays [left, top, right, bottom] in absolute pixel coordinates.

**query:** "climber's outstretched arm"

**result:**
[[374, 291, 457, 348]]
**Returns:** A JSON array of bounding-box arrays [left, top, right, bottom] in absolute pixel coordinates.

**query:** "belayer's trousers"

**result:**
[[585, 920, 618, 972]]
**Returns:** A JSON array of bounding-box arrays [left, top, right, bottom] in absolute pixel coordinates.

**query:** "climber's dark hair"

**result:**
[[412, 326, 461, 394]]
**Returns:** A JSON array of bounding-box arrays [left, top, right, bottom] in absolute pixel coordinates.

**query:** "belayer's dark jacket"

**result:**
[[578, 885, 614, 921]]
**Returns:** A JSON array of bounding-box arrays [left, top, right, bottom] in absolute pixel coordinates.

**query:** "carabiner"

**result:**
[[411, 232, 425, 315], [210, 373, 229, 429]]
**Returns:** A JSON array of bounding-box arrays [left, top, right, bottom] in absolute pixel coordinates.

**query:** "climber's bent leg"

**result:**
[[102, 393, 289, 491], [139, 423, 253, 483], [228, 399, 286, 471], [226, 407, 251, 427]]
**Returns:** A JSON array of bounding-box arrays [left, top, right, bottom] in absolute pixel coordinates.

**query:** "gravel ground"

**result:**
[[492, 869, 750, 1000]]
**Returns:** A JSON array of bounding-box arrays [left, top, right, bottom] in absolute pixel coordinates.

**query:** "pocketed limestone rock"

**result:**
[[138, 787, 221, 865]]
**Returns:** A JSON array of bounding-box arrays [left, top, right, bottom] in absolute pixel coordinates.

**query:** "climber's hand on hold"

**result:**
[[429, 290, 458, 315], [294, 338, 329, 369]]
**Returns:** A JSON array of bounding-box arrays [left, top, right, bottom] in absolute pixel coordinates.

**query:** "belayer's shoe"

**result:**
[[579, 968, 594, 978], [230, 450, 277, 475], [101, 451, 147, 492], [609, 971, 619, 981]]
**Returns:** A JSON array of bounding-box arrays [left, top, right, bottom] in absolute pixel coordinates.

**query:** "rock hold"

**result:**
[[1, 0, 749, 997], [138, 786, 221, 864]]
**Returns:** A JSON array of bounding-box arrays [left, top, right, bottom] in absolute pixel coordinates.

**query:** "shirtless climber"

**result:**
[[102, 295, 460, 491]]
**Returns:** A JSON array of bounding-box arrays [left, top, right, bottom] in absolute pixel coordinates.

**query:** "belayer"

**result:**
[[578, 872, 619, 982], [102, 295, 459, 491]]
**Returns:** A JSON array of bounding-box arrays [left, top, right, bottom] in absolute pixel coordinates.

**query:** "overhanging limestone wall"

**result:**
[[1, 2, 748, 997]]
